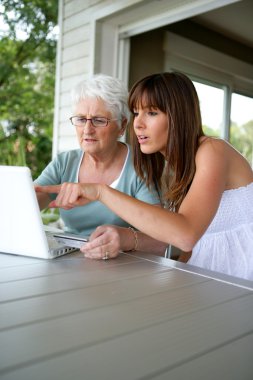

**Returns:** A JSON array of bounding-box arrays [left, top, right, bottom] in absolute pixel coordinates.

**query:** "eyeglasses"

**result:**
[[69, 116, 119, 128]]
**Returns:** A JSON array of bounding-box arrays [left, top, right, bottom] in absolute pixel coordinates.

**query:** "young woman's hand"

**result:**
[[35, 183, 103, 209]]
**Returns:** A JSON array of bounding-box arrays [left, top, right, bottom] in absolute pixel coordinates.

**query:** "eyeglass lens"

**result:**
[[70, 117, 108, 127]]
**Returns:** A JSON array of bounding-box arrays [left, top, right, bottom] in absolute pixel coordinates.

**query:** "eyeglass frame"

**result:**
[[69, 115, 120, 128]]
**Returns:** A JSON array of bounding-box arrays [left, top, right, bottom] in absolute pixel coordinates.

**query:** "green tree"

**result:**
[[203, 120, 253, 167], [202, 125, 220, 138], [230, 120, 253, 166], [0, 0, 58, 178]]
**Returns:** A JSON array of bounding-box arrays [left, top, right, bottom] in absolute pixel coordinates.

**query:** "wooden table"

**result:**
[[0, 250, 253, 380]]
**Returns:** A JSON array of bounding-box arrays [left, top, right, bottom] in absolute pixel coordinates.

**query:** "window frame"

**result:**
[[164, 31, 253, 142]]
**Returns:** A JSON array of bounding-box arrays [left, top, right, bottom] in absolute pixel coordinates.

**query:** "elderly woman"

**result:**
[[35, 74, 167, 259]]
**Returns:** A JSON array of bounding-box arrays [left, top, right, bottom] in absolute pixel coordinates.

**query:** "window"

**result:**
[[193, 81, 224, 137], [164, 31, 253, 164], [230, 93, 253, 167], [193, 80, 253, 167]]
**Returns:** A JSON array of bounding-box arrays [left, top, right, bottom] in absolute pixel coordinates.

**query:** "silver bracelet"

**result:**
[[128, 227, 138, 251]]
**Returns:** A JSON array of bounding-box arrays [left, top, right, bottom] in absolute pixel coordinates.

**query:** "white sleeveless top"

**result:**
[[188, 182, 253, 281]]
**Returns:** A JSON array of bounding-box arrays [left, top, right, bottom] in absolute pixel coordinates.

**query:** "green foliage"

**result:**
[[230, 120, 253, 166], [203, 121, 253, 167], [202, 125, 220, 138], [0, 0, 58, 179], [41, 207, 60, 225]]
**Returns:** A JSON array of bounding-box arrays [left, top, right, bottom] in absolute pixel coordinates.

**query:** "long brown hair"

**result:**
[[128, 72, 204, 211]]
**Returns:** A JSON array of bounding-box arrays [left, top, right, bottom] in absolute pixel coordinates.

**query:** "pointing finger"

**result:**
[[35, 184, 62, 194]]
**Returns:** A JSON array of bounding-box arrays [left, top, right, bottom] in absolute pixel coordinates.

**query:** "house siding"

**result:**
[[54, 0, 240, 155], [54, 0, 145, 154]]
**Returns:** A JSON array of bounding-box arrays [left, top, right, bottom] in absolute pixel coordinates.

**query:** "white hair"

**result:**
[[71, 74, 130, 126]]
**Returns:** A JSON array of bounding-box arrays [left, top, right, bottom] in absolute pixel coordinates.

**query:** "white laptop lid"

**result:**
[[0, 165, 81, 259]]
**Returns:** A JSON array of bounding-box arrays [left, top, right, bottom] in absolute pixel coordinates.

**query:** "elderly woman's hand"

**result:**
[[81, 225, 122, 260]]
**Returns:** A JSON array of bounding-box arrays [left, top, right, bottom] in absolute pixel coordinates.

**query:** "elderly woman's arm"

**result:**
[[81, 224, 167, 259]]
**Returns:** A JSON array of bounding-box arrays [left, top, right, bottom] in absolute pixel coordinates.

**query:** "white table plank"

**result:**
[[0, 269, 207, 330], [0, 293, 252, 379], [151, 334, 253, 379], [0, 280, 251, 372], [0, 259, 172, 302], [0, 251, 252, 380]]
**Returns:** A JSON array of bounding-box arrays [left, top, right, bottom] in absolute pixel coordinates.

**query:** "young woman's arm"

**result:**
[[35, 191, 51, 210], [35, 139, 228, 251], [96, 139, 227, 250]]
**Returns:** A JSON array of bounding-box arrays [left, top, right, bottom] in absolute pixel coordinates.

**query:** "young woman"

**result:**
[[36, 72, 253, 280]]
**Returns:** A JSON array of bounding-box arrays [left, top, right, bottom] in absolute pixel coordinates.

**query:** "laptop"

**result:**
[[0, 165, 88, 259]]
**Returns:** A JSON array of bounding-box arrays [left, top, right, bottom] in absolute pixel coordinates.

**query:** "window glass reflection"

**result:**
[[230, 93, 253, 167], [193, 81, 224, 137]]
